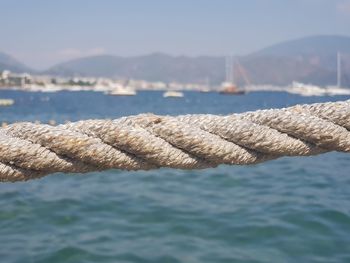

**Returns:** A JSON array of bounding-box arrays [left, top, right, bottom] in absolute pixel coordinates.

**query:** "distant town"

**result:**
[[0, 69, 213, 93], [1, 67, 350, 98], [1, 36, 350, 96]]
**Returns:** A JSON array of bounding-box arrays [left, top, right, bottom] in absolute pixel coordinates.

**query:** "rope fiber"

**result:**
[[1, 99, 350, 182]]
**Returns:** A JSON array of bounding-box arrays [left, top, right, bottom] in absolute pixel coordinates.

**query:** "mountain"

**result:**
[[47, 53, 225, 84], [249, 35, 350, 72], [45, 35, 350, 86], [251, 35, 350, 58], [0, 52, 32, 73], [241, 35, 350, 86], [236, 55, 332, 86], [1, 35, 349, 86]]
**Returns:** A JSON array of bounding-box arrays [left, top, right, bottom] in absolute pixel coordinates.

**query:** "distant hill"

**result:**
[[249, 35, 350, 72], [0, 52, 32, 73], [251, 35, 350, 57], [236, 55, 331, 86], [45, 35, 350, 86], [1, 35, 349, 86], [46, 53, 225, 84], [236, 35, 350, 85]]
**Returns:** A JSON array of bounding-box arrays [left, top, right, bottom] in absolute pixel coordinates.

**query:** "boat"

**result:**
[[163, 91, 184, 98], [109, 88, 136, 96], [219, 82, 245, 95], [287, 82, 326, 96], [325, 52, 350, 95], [107, 84, 137, 96], [219, 55, 246, 95], [287, 82, 350, 97], [0, 99, 14, 106], [288, 52, 350, 97], [199, 87, 211, 93], [324, 86, 350, 96], [42, 83, 63, 93]]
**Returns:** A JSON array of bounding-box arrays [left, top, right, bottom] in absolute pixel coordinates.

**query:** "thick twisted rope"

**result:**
[[1, 100, 350, 182]]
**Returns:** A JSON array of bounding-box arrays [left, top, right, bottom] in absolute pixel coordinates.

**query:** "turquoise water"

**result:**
[[0, 91, 350, 262]]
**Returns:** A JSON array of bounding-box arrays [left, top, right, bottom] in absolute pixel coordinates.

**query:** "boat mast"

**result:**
[[225, 55, 234, 84], [337, 52, 341, 88]]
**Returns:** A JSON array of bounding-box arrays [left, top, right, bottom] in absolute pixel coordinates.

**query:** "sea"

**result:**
[[0, 90, 350, 263]]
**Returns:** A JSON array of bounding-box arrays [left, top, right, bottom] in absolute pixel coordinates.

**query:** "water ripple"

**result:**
[[1, 91, 350, 262]]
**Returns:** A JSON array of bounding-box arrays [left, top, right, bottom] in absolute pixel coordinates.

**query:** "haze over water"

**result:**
[[0, 90, 350, 262]]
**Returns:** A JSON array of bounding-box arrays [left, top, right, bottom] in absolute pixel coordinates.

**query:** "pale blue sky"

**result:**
[[1, 0, 350, 69]]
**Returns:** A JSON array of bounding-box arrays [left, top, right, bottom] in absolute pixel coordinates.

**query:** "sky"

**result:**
[[1, 0, 350, 69]]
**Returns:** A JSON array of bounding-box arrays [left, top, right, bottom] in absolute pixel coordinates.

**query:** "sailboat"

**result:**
[[106, 80, 137, 96], [219, 55, 246, 95], [336, 51, 343, 89], [325, 52, 350, 95], [163, 90, 184, 98], [288, 52, 350, 96]]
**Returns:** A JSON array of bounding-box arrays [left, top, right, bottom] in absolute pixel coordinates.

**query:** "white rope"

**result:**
[[1, 100, 349, 182]]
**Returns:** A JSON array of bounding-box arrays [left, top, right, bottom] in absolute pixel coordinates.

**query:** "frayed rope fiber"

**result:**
[[1, 100, 350, 182]]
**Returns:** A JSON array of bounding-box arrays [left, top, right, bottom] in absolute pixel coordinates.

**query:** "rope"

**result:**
[[1, 100, 350, 182]]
